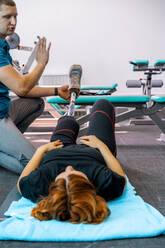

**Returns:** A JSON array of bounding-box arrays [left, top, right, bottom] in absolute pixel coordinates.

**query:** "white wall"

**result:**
[[11, 0, 165, 94]]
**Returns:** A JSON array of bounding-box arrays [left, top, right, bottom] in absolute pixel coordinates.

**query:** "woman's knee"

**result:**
[[57, 116, 79, 132], [92, 99, 114, 113], [51, 116, 79, 143]]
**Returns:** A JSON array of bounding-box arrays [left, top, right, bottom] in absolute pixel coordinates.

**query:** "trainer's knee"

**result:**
[[29, 97, 45, 115], [35, 97, 45, 111]]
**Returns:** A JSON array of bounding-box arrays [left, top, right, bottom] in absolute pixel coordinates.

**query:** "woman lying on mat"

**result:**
[[17, 99, 126, 224]]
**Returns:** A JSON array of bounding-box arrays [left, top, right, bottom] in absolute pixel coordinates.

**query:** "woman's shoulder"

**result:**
[[19, 162, 66, 202]]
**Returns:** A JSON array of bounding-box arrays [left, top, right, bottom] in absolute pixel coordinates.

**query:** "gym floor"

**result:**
[[0, 108, 165, 248]]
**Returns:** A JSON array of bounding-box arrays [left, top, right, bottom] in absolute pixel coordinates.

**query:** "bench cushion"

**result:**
[[151, 96, 165, 103], [47, 95, 150, 104], [81, 83, 118, 90]]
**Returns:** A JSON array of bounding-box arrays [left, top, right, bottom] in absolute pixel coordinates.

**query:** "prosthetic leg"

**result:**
[[67, 64, 82, 116]]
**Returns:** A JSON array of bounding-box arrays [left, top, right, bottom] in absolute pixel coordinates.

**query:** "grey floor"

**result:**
[[0, 117, 165, 247]]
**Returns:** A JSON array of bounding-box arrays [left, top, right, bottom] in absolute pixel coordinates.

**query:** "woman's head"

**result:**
[[31, 171, 110, 224]]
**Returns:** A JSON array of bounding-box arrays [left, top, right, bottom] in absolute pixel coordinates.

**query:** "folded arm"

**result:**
[[80, 135, 126, 182]]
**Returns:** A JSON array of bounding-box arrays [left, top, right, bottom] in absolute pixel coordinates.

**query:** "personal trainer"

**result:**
[[0, 0, 70, 174]]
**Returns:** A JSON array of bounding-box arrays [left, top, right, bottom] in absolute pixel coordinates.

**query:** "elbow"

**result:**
[[14, 76, 33, 96], [16, 89, 26, 97], [17, 181, 22, 194], [117, 176, 127, 197], [123, 177, 127, 191], [15, 83, 30, 97]]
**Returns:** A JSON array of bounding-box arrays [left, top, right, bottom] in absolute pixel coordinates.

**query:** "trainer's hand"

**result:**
[[38, 140, 63, 153], [36, 37, 51, 67], [80, 135, 105, 150], [58, 85, 70, 101]]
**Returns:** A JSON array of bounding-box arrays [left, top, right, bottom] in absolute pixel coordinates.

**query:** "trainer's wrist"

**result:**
[[37, 62, 46, 69], [54, 87, 58, 96]]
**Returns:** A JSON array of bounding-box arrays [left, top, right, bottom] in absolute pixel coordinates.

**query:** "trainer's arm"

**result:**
[[24, 85, 70, 100], [0, 37, 50, 96], [17, 140, 63, 194], [80, 135, 126, 180]]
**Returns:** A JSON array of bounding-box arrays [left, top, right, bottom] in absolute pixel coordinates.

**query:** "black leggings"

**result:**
[[50, 99, 116, 156]]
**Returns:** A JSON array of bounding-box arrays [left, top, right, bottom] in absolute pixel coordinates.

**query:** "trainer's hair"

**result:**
[[0, 0, 16, 9], [31, 174, 110, 224]]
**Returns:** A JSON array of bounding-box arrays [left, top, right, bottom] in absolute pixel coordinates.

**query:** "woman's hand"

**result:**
[[80, 135, 105, 150], [38, 140, 63, 153], [80, 135, 126, 182]]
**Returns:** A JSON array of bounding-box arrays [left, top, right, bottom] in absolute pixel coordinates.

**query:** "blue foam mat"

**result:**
[[0, 178, 165, 241]]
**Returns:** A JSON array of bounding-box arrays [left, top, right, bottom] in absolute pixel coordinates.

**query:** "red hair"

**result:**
[[31, 174, 110, 224]]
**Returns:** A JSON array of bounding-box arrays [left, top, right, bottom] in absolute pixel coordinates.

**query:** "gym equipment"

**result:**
[[66, 65, 117, 116], [47, 60, 165, 139], [21, 37, 40, 74], [130, 60, 165, 71], [5, 33, 40, 74], [6, 33, 20, 49], [6, 32, 33, 51], [79, 85, 117, 96], [125, 60, 165, 133], [49, 83, 118, 117], [67, 64, 82, 116], [126, 79, 163, 93], [47, 94, 165, 138], [128, 60, 164, 101], [49, 63, 117, 117]]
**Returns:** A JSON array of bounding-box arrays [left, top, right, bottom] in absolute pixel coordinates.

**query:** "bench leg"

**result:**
[[116, 108, 143, 123], [149, 113, 165, 134]]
